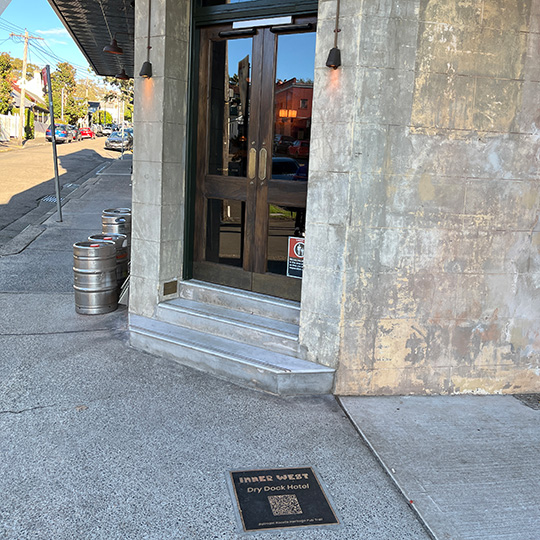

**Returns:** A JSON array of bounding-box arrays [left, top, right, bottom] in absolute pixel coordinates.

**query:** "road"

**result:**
[[0, 137, 126, 246]]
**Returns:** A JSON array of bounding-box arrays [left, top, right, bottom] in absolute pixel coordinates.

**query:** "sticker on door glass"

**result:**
[[287, 237, 304, 279]]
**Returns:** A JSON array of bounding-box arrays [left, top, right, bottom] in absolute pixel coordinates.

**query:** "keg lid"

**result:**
[[74, 241, 115, 250], [103, 208, 131, 215]]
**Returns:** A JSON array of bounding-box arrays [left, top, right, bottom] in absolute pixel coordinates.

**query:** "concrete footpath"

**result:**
[[0, 156, 538, 539]]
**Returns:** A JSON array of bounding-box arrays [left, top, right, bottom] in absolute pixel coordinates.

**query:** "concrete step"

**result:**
[[157, 298, 300, 356], [129, 314, 334, 396], [178, 280, 300, 325]]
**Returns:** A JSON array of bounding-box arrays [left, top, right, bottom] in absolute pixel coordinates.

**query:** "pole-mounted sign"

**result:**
[[41, 65, 62, 222]]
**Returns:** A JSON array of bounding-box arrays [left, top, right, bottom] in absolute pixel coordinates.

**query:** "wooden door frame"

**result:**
[[185, 6, 317, 301]]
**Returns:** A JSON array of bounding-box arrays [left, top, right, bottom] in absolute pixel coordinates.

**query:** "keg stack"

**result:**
[[73, 208, 132, 314], [102, 208, 131, 248]]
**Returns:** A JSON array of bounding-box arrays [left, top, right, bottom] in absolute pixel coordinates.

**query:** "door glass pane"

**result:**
[[206, 199, 245, 266], [268, 31, 315, 275], [208, 38, 251, 177], [267, 205, 304, 275]]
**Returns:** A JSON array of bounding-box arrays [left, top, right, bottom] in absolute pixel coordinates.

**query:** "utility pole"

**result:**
[[10, 30, 43, 146]]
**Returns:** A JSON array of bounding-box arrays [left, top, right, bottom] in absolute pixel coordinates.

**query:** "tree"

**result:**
[[104, 76, 133, 122], [51, 62, 85, 123], [0, 53, 13, 114], [10, 57, 40, 81], [75, 79, 105, 102], [93, 110, 112, 124]]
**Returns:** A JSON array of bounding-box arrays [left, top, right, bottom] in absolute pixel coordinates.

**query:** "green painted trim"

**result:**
[[183, 21, 201, 280]]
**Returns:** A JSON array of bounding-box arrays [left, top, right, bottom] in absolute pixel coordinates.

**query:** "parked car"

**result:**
[[271, 157, 300, 180], [80, 127, 96, 139], [287, 139, 309, 158], [45, 124, 73, 143], [273, 134, 294, 154], [68, 125, 81, 141], [101, 124, 116, 136], [105, 131, 133, 151], [92, 124, 104, 136]]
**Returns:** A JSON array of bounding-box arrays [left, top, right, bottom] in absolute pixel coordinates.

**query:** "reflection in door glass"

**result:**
[[269, 32, 315, 276], [206, 199, 244, 266], [208, 38, 251, 178]]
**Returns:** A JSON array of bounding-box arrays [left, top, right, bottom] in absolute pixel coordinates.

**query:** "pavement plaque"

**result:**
[[228, 467, 340, 532]]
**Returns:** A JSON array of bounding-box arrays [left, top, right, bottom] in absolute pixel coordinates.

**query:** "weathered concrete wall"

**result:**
[[130, 0, 190, 318], [303, 0, 540, 394]]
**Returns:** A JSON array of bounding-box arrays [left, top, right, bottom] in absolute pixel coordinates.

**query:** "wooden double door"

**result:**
[[192, 16, 316, 301]]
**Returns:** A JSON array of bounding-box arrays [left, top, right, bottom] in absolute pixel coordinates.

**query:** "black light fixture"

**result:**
[[116, 68, 130, 80], [326, 47, 341, 70], [139, 0, 153, 78], [326, 0, 341, 69], [139, 61, 152, 78]]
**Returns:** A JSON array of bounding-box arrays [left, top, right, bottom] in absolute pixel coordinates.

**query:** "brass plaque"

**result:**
[[163, 280, 178, 296], [229, 467, 339, 532]]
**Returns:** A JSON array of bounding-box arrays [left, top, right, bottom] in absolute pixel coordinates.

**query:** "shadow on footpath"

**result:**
[[0, 147, 114, 235]]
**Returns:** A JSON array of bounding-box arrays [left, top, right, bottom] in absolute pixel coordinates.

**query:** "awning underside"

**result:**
[[47, 0, 135, 78]]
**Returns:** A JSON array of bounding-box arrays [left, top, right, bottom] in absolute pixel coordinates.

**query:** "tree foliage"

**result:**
[[0, 53, 14, 114], [75, 77, 105, 102], [51, 62, 85, 123], [104, 76, 133, 122], [93, 110, 112, 124], [12, 107, 34, 139], [10, 57, 40, 81]]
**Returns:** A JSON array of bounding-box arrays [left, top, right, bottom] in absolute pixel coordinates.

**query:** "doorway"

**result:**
[[192, 15, 316, 301]]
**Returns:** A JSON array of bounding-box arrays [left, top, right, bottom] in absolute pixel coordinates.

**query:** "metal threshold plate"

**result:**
[[228, 467, 339, 532]]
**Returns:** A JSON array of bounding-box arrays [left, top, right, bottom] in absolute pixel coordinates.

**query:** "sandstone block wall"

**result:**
[[303, 0, 540, 395]]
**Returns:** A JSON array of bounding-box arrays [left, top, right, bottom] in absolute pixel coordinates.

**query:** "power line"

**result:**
[[0, 15, 25, 34], [0, 16, 99, 80]]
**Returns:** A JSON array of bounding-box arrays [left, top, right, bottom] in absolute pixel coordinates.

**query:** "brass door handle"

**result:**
[[258, 147, 267, 183], [248, 147, 257, 183]]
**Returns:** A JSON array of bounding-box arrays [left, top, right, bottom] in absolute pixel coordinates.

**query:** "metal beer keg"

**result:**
[[73, 241, 118, 314]]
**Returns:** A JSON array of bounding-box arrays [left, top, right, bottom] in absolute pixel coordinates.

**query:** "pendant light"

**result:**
[[104, 36, 123, 55], [326, 0, 341, 69], [116, 68, 130, 80], [139, 0, 153, 78]]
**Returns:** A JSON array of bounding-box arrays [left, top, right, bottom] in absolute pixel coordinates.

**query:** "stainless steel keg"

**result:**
[[88, 233, 129, 285], [102, 208, 131, 245], [73, 241, 118, 314]]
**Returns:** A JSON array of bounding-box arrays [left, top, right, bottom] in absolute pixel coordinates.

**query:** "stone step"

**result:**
[[129, 314, 334, 396], [178, 280, 300, 325], [157, 298, 301, 357]]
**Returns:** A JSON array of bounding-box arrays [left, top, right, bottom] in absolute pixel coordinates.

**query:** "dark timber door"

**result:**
[[193, 16, 316, 301]]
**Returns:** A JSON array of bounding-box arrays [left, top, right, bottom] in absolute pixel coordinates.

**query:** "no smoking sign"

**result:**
[[287, 237, 305, 279]]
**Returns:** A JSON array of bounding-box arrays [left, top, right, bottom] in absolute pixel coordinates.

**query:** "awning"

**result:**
[[46, 0, 134, 78]]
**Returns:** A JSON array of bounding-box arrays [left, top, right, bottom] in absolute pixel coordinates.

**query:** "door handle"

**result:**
[[258, 147, 267, 183], [248, 148, 257, 183]]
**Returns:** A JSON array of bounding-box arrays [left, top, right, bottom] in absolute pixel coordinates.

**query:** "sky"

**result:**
[[0, 0, 97, 80]]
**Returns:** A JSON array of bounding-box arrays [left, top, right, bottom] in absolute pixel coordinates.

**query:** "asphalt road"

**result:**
[[0, 137, 123, 245]]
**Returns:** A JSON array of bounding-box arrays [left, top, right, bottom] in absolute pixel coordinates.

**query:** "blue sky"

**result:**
[[0, 0, 96, 80]]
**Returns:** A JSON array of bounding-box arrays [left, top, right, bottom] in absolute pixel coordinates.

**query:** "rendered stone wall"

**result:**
[[302, 0, 540, 395], [130, 0, 190, 318]]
